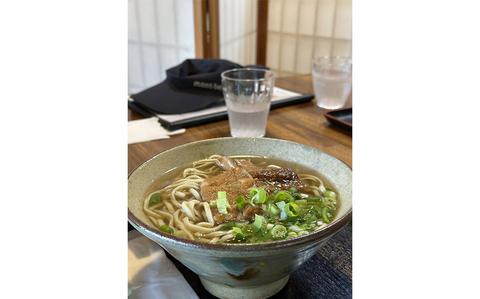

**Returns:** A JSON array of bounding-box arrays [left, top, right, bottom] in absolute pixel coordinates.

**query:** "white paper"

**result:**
[[155, 87, 302, 123], [128, 230, 198, 299], [128, 117, 186, 144]]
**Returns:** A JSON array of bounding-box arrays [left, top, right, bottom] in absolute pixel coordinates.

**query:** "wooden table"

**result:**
[[128, 75, 352, 298], [128, 75, 352, 173]]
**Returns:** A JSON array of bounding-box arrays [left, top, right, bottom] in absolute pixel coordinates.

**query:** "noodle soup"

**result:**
[[143, 155, 338, 244]]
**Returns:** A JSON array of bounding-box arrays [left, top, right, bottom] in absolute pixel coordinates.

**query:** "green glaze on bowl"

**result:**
[[128, 137, 352, 299]]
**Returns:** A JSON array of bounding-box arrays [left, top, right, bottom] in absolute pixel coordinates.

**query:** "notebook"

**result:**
[[128, 87, 313, 131]]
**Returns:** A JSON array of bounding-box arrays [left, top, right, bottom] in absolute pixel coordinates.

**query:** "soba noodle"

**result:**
[[143, 155, 336, 244]]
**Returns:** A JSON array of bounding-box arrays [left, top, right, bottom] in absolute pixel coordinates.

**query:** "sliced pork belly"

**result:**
[[199, 156, 307, 224], [236, 159, 308, 192], [200, 167, 256, 223]]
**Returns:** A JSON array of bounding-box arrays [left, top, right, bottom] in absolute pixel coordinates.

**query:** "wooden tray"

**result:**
[[324, 108, 352, 130]]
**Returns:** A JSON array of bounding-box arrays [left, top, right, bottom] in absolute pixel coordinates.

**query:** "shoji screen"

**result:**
[[219, 0, 258, 66], [266, 0, 352, 77], [128, 0, 196, 94]]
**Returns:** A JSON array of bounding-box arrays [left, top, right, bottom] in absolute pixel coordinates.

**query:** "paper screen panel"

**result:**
[[128, 0, 195, 94], [267, 0, 352, 77]]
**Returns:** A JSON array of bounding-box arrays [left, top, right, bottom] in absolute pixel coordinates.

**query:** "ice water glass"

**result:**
[[312, 56, 352, 109], [221, 68, 275, 137]]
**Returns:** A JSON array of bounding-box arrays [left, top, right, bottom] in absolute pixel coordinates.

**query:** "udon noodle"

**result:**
[[143, 155, 337, 244]]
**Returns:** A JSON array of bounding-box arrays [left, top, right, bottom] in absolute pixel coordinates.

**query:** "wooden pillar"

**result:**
[[256, 0, 269, 66], [193, 0, 220, 59]]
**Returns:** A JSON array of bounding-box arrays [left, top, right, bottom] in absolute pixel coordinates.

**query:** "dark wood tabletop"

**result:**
[[128, 75, 352, 298], [128, 75, 352, 174]]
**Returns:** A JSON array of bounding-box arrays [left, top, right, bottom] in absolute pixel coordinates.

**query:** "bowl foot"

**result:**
[[200, 275, 289, 299]]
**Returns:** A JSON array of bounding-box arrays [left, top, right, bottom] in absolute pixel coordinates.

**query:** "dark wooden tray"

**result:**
[[324, 108, 352, 130]]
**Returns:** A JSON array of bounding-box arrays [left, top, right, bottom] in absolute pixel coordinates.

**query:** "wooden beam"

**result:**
[[193, 0, 207, 58], [193, 0, 220, 59], [256, 0, 269, 66], [207, 0, 220, 58]]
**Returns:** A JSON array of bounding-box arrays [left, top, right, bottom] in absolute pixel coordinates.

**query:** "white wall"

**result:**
[[128, 0, 196, 94], [266, 0, 352, 77], [219, 0, 258, 66]]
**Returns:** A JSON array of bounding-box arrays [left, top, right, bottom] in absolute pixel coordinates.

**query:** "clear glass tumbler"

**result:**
[[221, 68, 275, 137], [312, 56, 352, 109]]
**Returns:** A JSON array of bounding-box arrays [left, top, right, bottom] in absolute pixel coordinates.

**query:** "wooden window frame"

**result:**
[[256, 0, 269, 66], [194, 0, 269, 65], [193, 0, 220, 58]]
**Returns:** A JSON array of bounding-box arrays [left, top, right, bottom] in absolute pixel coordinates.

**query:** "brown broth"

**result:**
[[143, 156, 340, 243], [144, 156, 339, 207]]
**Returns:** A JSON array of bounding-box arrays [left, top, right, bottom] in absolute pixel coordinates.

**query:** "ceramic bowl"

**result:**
[[128, 137, 352, 299]]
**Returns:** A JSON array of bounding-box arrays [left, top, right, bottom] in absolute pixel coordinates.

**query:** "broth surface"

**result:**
[[142, 155, 339, 244]]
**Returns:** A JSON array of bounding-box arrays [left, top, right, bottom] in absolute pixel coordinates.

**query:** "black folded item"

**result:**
[[128, 88, 314, 131], [130, 59, 242, 114]]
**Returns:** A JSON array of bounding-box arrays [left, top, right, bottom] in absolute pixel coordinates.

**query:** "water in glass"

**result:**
[[312, 56, 352, 109], [221, 68, 274, 137], [225, 96, 270, 137]]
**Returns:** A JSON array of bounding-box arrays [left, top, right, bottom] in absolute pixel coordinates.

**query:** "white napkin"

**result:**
[[128, 230, 198, 299], [128, 117, 185, 144]]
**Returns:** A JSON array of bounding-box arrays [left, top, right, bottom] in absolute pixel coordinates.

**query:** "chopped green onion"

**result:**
[[274, 191, 294, 202], [305, 196, 323, 201], [294, 199, 307, 205], [250, 187, 267, 204], [275, 201, 299, 220], [325, 190, 337, 199], [267, 203, 280, 216], [285, 202, 299, 218], [288, 225, 302, 232], [271, 225, 287, 239], [288, 187, 298, 194], [220, 222, 236, 230], [303, 211, 318, 224], [275, 201, 287, 220], [158, 224, 174, 234], [235, 221, 248, 227], [321, 207, 331, 223], [296, 222, 315, 230], [148, 193, 162, 207], [232, 227, 246, 241], [287, 231, 297, 238], [287, 187, 301, 200], [216, 191, 230, 214], [254, 214, 265, 229], [236, 196, 246, 209]]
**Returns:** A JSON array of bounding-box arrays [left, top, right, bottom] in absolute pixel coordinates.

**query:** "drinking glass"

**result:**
[[221, 68, 275, 137], [312, 56, 352, 109]]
